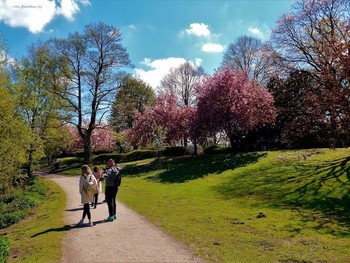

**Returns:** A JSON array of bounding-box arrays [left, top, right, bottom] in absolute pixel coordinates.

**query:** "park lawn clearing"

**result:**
[[118, 148, 350, 262], [0, 178, 66, 263]]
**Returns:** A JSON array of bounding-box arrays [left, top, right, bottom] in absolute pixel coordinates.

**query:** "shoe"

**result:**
[[88, 222, 93, 227], [77, 219, 84, 226], [113, 215, 117, 220], [105, 216, 114, 222]]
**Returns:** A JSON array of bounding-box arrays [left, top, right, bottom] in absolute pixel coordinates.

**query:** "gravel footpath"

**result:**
[[47, 174, 205, 263]]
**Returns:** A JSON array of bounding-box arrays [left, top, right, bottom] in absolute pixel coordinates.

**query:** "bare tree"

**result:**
[[221, 35, 278, 83], [271, 0, 350, 147], [159, 61, 204, 106], [49, 22, 131, 163], [271, 0, 350, 83]]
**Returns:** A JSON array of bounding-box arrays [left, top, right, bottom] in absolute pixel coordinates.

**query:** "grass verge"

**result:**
[[118, 149, 350, 263], [0, 178, 66, 263]]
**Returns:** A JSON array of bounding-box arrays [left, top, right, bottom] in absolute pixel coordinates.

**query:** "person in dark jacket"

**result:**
[[100, 159, 121, 222]]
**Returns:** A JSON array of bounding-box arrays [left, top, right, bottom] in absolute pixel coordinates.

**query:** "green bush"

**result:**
[[0, 236, 9, 263], [0, 178, 48, 229], [162, 146, 186, 157], [203, 145, 232, 155], [52, 157, 84, 171], [58, 151, 85, 158], [93, 150, 157, 164], [0, 211, 26, 228]]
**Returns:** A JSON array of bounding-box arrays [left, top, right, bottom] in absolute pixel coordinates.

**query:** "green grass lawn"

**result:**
[[118, 149, 350, 262], [0, 178, 66, 263]]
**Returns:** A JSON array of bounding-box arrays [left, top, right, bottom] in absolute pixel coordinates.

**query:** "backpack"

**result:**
[[84, 174, 97, 195]]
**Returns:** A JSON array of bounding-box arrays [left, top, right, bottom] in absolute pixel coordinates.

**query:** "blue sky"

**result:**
[[0, 0, 293, 89]]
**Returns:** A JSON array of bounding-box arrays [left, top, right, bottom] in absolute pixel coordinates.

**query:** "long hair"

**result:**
[[81, 164, 92, 176], [93, 166, 102, 174]]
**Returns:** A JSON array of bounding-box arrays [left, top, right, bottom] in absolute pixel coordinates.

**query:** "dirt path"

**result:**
[[47, 174, 205, 263]]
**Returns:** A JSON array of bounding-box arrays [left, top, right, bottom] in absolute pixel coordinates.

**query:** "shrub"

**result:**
[[0, 178, 48, 229], [58, 151, 85, 158], [52, 157, 84, 171], [93, 150, 158, 164], [162, 146, 186, 157], [0, 236, 9, 263], [0, 211, 26, 229], [203, 145, 232, 155]]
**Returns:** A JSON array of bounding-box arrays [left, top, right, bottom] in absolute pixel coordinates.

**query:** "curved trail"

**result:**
[[47, 174, 204, 263]]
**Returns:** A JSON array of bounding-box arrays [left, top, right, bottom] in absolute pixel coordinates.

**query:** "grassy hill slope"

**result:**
[[118, 148, 350, 262]]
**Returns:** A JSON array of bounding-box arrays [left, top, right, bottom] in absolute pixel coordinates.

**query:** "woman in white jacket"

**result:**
[[78, 165, 98, 227]]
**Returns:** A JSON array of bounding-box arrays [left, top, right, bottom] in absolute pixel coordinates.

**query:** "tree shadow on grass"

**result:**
[[31, 225, 71, 238], [122, 153, 267, 183], [214, 154, 350, 236], [122, 152, 266, 183]]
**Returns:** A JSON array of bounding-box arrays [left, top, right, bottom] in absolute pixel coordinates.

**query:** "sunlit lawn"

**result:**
[[118, 149, 350, 262], [0, 179, 66, 263]]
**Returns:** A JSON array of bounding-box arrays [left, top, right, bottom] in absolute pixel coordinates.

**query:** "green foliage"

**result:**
[[42, 119, 71, 163], [119, 148, 350, 262], [0, 87, 31, 192], [0, 178, 48, 229], [109, 75, 156, 132], [162, 146, 186, 157], [52, 157, 84, 172], [93, 150, 158, 164], [0, 178, 66, 262], [203, 144, 232, 154], [0, 235, 9, 263]]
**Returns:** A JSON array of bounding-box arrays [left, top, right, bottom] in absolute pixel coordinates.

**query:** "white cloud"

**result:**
[[248, 27, 264, 38], [201, 43, 224, 53], [134, 57, 202, 90], [0, 0, 90, 33], [248, 25, 271, 40], [185, 23, 210, 37]]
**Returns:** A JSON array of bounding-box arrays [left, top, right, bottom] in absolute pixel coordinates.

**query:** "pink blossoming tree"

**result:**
[[125, 94, 194, 148], [192, 68, 276, 151]]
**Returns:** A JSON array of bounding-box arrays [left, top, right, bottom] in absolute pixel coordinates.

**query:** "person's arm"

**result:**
[[79, 176, 84, 194]]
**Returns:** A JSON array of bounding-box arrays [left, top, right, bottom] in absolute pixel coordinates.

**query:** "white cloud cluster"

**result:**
[[201, 43, 224, 53], [184, 22, 224, 54], [185, 23, 210, 37], [0, 0, 90, 33], [134, 57, 202, 90]]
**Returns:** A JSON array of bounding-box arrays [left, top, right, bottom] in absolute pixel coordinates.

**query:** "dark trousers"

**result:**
[[82, 203, 91, 220], [105, 186, 119, 217], [93, 193, 98, 208]]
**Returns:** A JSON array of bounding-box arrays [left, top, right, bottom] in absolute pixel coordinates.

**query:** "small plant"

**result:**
[[0, 236, 9, 263]]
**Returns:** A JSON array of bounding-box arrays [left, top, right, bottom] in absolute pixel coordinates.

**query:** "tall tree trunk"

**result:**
[[83, 137, 92, 164], [116, 142, 124, 153], [193, 138, 198, 155], [229, 135, 236, 153]]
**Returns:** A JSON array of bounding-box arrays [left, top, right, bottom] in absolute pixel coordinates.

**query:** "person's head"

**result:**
[[106, 159, 115, 168], [81, 164, 92, 175], [93, 166, 102, 174]]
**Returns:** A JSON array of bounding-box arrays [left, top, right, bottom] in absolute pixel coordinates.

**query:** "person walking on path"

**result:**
[[78, 164, 98, 226], [91, 166, 103, 209], [100, 159, 121, 222]]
